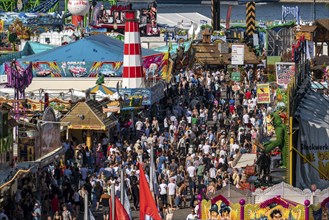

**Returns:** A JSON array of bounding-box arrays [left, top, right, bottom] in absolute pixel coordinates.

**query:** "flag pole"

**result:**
[[150, 144, 154, 192], [120, 166, 125, 204]]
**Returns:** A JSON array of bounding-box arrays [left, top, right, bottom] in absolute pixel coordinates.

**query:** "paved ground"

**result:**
[[82, 203, 191, 219]]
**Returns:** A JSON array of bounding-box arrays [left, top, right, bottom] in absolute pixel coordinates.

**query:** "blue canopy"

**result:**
[[19, 34, 158, 62]]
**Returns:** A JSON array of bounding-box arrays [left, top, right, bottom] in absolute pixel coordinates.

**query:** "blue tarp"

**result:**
[[26, 41, 57, 54], [19, 34, 159, 62], [0, 41, 56, 68]]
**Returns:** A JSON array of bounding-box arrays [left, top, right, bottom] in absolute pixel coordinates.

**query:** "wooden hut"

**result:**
[[61, 100, 117, 148], [191, 40, 259, 67]]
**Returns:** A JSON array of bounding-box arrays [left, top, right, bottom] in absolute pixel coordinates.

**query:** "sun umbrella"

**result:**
[[89, 84, 115, 95]]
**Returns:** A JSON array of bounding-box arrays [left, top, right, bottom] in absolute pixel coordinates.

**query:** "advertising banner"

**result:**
[[297, 120, 329, 190], [119, 82, 164, 107], [4, 53, 169, 80], [275, 62, 295, 88], [256, 83, 270, 104]]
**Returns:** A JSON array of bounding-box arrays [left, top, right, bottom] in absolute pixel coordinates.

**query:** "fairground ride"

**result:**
[[0, 0, 60, 13]]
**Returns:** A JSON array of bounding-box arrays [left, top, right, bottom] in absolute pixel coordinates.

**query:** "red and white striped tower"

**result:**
[[122, 11, 144, 88]]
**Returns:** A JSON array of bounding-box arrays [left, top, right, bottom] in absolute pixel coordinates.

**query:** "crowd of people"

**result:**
[[1, 66, 279, 220]]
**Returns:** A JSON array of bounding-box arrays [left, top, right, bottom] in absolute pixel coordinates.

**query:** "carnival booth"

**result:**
[[60, 99, 118, 149], [199, 193, 308, 220]]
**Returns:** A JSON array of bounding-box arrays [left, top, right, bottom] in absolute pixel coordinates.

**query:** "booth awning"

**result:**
[[34, 147, 65, 167]]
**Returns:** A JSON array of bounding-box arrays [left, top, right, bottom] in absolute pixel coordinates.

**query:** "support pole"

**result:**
[[313, 0, 316, 21], [86, 130, 92, 149], [111, 184, 115, 220], [84, 192, 88, 220], [239, 199, 245, 220]]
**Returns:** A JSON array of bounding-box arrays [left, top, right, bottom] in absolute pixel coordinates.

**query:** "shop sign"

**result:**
[[231, 72, 241, 82]]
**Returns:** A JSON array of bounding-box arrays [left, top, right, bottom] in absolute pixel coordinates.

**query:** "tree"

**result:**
[[8, 33, 17, 51]]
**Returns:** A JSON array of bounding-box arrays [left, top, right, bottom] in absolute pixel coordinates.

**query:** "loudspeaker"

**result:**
[[0, 111, 8, 138]]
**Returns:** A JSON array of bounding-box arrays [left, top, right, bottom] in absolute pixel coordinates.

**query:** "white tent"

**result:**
[[157, 12, 211, 29]]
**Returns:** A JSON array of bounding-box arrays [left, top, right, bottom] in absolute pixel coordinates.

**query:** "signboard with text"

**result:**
[[256, 83, 270, 104], [297, 120, 329, 190], [231, 44, 244, 65], [275, 62, 295, 88], [231, 72, 241, 82]]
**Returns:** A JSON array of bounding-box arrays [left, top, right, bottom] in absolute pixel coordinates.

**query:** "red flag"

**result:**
[[139, 163, 161, 220], [115, 196, 130, 220], [226, 5, 233, 29], [109, 196, 130, 220]]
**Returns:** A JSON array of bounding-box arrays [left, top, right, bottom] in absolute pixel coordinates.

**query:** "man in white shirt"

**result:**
[[186, 209, 197, 220], [231, 142, 240, 157], [135, 120, 143, 131], [187, 165, 196, 178], [202, 141, 211, 155], [167, 179, 177, 208], [250, 116, 256, 126], [243, 113, 250, 125], [159, 179, 168, 206]]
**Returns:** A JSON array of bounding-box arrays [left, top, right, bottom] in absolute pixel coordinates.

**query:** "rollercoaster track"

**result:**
[[29, 0, 59, 13], [40, 0, 59, 12]]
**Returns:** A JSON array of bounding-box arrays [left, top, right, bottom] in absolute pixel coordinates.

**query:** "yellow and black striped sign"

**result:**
[[246, 1, 256, 36], [212, 0, 220, 31]]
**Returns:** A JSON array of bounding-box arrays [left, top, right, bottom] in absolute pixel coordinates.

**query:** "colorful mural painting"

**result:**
[[200, 195, 240, 220], [244, 196, 305, 220], [309, 197, 329, 220], [4, 52, 170, 81]]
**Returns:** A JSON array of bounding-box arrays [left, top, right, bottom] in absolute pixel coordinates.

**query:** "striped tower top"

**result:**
[[122, 11, 144, 88]]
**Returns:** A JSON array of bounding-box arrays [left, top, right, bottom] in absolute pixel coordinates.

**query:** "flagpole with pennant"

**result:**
[[139, 163, 162, 220]]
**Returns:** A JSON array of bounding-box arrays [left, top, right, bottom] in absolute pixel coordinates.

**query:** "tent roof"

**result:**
[[19, 34, 158, 62], [296, 90, 329, 129], [24, 41, 57, 54], [90, 85, 115, 95]]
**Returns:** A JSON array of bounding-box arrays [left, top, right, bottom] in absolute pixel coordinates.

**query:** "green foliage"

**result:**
[[8, 33, 17, 43], [268, 74, 276, 82], [276, 88, 288, 107], [201, 24, 212, 31]]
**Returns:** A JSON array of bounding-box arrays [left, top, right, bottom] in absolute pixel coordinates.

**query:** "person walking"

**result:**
[[100, 188, 110, 220]]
